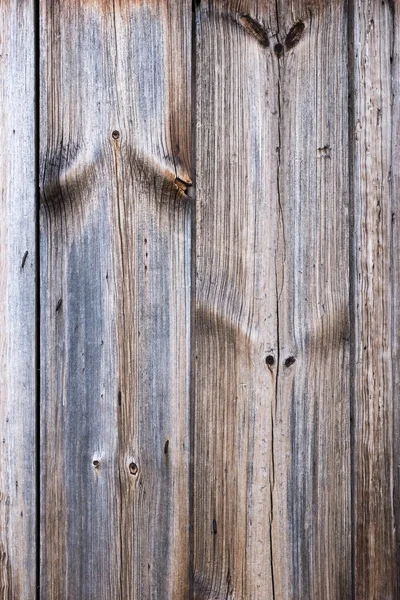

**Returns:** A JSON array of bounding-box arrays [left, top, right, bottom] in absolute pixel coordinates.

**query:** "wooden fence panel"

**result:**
[[0, 2, 36, 599], [40, 1, 191, 597], [193, 1, 351, 598], [353, 1, 400, 597], [0, 0, 397, 597]]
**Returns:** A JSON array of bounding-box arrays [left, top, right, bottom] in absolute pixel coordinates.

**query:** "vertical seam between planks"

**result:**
[[189, 1, 197, 598], [347, 0, 355, 597], [34, 0, 41, 595]]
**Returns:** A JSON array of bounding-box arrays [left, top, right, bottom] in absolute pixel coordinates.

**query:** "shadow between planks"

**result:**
[[0, 0, 399, 598]]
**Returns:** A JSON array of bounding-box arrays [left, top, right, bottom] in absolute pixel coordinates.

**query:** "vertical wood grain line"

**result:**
[[34, 1, 40, 597], [347, 0, 355, 598], [189, 1, 198, 598]]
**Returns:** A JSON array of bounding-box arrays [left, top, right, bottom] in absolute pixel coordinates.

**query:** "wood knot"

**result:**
[[112, 130, 120, 140], [285, 21, 305, 50], [265, 355, 275, 366], [239, 15, 269, 48], [317, 145, 331, 158], [174, 177, 191, 196], [284, 356, 296, 368], [129, 462, 138, 476], [274, 43, 284, 58]]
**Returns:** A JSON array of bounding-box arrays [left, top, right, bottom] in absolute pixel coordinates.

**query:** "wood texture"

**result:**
[[193, 1, 351, 598], [0, 0, 393, 596], [392, 3, 400, 594], [273, 2, 351, 597], [352, 0, 400, 596], [0, 2, 37, 599], [40, 1, 191, 597]]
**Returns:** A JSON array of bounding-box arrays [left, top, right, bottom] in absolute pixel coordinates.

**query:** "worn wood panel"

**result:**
[[273, 1, 351, 598], [193, 3, 279, 598], [352, 0, 400, 596], [193, 1, 350, 598], [0, 2, 36, 599], [391, 1, 400, 592], [40, 1, 191, 597]]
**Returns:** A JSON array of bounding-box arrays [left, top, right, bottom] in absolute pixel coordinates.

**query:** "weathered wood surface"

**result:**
[[353, 0, 400, 597], [0, 0, 396, 597], [273, 1, 351, 597], [40, 1, 191, 598], [0, 2, 37, 599], [392, 3, 400, 595], [193, 1, 351, 598]]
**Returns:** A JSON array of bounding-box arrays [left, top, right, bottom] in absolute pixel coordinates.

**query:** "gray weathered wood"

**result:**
[[273, 1, 351, 597], [352, 1, 400, 596], [0, 1, 37, 598], [40, 1, 191, 597], [392, 2, 400, 592], [193, 1, 351, 597]]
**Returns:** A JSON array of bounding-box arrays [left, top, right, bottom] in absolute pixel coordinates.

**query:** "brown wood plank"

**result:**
[[193, 3, 280, 597], [392, 2, 400, 592], [352, 1, 400, 596], [273, 1, 351, 597], [0, 2, 37, 598], [193, 1, 351, 598], [40, 1, 191, 597]]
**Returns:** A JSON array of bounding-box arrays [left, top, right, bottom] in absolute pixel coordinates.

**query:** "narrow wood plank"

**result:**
[[273, 1, 351, 597], [40, 1, 191, 597], [391, 1, 400, 590], [353, 1, 399, 596], [193, 3, 279, 596], [0, 1, 36, 598], [193, 1, 350, 597]]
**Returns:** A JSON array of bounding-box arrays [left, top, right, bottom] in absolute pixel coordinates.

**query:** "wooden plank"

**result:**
[[193, 4, 279, 597], [40, 1, 191, 597], [392, 2, 400, 591], [193, 1, 350, 597], [0, 1, 37, 598], [352, 0, 399, 596], [273, 1, 351, 597]]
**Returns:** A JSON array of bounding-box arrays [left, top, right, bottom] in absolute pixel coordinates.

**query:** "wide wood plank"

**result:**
[[40, 1, 191, 597], [193, 1, 350, 597], [352, 1, 399, 596], [0, 2, 37, 598]]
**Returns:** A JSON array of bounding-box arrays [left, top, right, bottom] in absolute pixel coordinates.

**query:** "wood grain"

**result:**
[[29, 0, 400, 595], [273, 2, 351, 597], [193, 1, 350, 598], [392, 2, 400, 593], [40, 1, 191, 597], [352, 0, 400, 597], [0, 1, 37, 598]]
